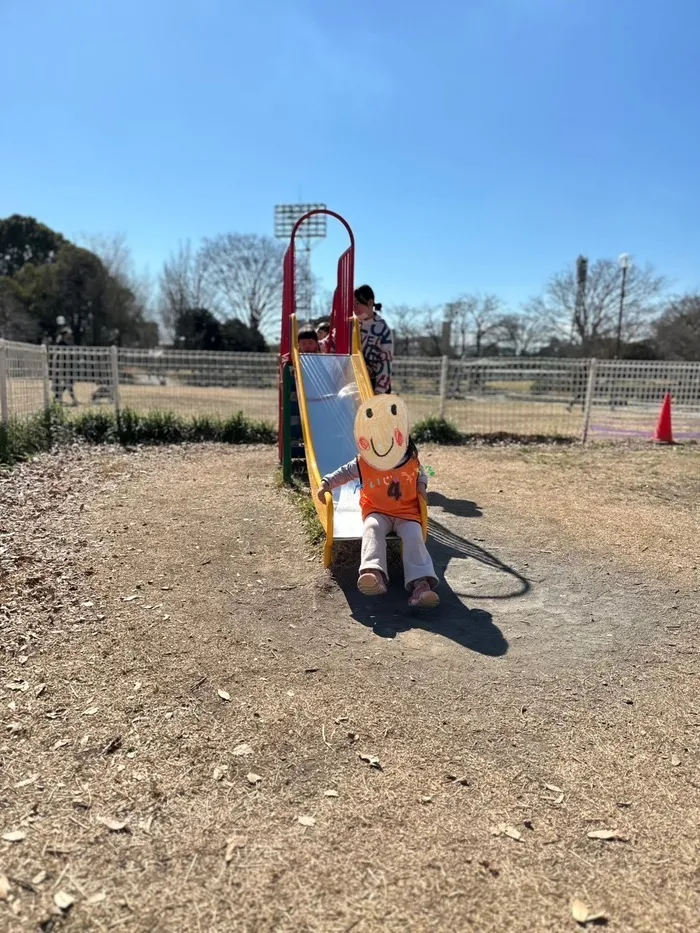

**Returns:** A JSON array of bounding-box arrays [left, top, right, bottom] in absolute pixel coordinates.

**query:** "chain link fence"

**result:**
[[2, 340, 699, 442], [0, 340, 49, 422]]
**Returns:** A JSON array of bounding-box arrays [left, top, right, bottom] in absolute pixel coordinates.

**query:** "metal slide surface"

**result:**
[[296, 353, 364, 540]]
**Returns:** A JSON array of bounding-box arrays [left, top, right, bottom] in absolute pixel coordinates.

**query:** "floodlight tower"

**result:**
[[274, 204, 327, 320]]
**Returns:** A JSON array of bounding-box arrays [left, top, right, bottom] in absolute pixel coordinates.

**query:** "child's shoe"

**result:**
[[357, 571, 387, 596], [409, 578, 439, 608]]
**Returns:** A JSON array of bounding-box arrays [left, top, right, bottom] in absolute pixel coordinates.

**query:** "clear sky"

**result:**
[[2, 0, 699, 318]]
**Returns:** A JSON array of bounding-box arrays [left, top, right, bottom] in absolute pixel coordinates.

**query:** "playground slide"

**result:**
[[291, 318, 428, 568], [292, 328, 374, 566]]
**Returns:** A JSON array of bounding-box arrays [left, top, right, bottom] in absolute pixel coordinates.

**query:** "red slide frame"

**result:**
[[278, 209, 355, 464]]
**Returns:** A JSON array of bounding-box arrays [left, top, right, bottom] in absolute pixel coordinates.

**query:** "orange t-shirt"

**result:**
[[358, 453, 422, 523]]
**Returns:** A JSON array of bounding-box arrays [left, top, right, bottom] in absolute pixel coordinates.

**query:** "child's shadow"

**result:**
[[332, 519, 527, 657]]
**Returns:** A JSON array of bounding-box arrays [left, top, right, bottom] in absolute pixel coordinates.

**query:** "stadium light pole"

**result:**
[[615, 253, 631, 359], [274, 204, 327, 319]]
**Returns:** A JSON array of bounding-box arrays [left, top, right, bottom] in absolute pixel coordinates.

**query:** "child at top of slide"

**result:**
[[316, 320, 331, 353], [297, 327, 320, 353], [354, 284, 393, 394], [318, 394, 439, 608]]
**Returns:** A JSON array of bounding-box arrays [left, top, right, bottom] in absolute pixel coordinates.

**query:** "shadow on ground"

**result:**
[[332, 519, 530, 657], [428, 491, 483, 519]]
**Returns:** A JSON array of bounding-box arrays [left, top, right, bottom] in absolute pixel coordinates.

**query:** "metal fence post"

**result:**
[[581, 357, 597, 445], [42, 344, 51, 412], [438, 355, 449, 419], [110, 345, 121, 413], [0, 340, 8, 424]]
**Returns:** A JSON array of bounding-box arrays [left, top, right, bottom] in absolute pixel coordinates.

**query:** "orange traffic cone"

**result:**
[[654, 393, 675, 444]]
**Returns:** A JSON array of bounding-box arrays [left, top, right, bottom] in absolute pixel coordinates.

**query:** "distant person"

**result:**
[[53, 315, 79, 406], [298, 327, 320, 353], [317, 320, 331, 353], [354, 285, 393, 394]]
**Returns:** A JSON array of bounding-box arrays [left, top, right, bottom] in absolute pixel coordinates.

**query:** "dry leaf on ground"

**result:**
[[54, 891, 75, 911], [232, 743, 253, 756], [217, 689, 231, 701], [5, 681, 29, 692], [83, 706, 99, 716], [358, 753, 383, 770], [0, 875, 9, 901], [86, 891, 106, 905], [492, 823, 523, 841], [587, 829, 628, 841], [544, 782, 563, 793], [246, 772, 262, 785], [14, 773, 39, 788], [671, 755, 681, 766], [297, 815, 316, 827], [97, 816, 129, 832], [571, 897, 608, 925], [224, 836, 247, 862], [2, 830, 27, 843], [213, 765, 229, 781], [324, 790, 339, 798]]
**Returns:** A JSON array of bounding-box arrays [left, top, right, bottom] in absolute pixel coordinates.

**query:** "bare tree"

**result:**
[[497, 307, 550, 356], [80, 232, 154, 316], [446, 294, 502, 357], [312, 287, 334, 323], [653, 294, 700, 361], [534, 257, 665, 355], [387, 304, 422, 356], [199, 234, 285, 334], [158, 241, 216, 341]]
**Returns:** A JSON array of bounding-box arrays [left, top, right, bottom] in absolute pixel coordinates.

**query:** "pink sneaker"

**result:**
[[409, 579, 439, 608], [357, 571, 387, 596]]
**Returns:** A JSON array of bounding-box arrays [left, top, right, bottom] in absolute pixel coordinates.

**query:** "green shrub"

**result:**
[[1, 406, 277, 467], [412, 416, 463, 445], [189, 414, 223, 442], [0, 411, 52, 466], [132, 410, 187, 445], [71, 410, 119, 444]]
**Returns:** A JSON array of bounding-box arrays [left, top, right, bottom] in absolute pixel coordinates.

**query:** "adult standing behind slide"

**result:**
[[354, 284, 393, 394]]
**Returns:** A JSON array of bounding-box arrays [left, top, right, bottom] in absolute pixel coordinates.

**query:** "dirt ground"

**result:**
[[1, 442, 698, 933]]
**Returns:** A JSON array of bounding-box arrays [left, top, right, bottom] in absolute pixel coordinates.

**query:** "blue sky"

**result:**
[[2, 0, 699, 320]]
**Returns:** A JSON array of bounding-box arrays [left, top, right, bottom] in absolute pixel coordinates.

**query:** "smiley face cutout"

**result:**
[[354, 394, 409, 470]]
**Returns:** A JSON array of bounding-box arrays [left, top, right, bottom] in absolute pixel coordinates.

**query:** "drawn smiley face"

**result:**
[[354, 394, 409, 470]]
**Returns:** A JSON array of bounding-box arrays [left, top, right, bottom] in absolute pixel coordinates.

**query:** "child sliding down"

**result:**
[[318, 394, 439, 608]]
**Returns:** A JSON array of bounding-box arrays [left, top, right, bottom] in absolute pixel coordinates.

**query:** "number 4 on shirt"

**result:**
[[388, 481, 402, 501]]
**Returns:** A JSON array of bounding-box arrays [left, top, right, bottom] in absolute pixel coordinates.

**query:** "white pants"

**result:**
[[360, 513, 438, 591]]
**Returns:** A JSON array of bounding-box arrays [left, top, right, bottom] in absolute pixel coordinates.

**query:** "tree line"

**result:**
[[0, 216, 279, 352], [1, 214, 698, 360], [390, 260, 699, 361]]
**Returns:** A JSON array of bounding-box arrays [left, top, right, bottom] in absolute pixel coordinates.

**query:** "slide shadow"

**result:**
[[428, 519, 531, 600], [332, 518, 530, 657]]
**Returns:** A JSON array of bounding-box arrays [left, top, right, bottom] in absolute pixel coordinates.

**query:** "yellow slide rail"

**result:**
[[290, 315, 335, 566]]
